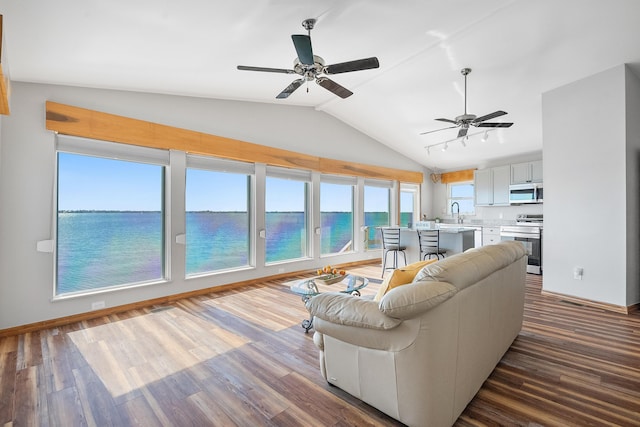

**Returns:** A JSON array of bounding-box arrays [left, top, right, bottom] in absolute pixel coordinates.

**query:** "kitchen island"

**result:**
[[398, 227, 475, 264]]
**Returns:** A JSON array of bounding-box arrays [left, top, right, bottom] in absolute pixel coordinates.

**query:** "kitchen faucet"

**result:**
[[451, 202, 461, 224]]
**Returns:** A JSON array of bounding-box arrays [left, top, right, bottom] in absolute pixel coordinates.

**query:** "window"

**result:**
[[265, 167, 311, 263], [320, 176, 355, 256], [56, 136, 168, 296], [363, 180, 392, 250], [448, 182, 475, 215], [185, 156, 253, 276], [400, 183, 419, 227]]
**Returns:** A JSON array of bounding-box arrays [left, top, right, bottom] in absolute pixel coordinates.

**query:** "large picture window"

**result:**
[[320, 176, 355, 256], [185, 156, 253, 276], [56, 137, 167, 296], [364, 180, 391, 250], [265, 167, 310, 263]]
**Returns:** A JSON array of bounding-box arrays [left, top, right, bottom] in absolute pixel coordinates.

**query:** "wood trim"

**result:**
[[0, 15, 10, 115], [440, 168, 475, 184], [540, 289, 634, 314], [45, 101, 423, 183], [0, 260, 378, 338]]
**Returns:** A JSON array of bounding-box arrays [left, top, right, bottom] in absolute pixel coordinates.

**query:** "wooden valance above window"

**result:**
[[45, 101, 423, 184], [439, 169, 476, 184]]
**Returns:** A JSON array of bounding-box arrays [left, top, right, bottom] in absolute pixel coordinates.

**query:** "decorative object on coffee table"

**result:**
[[313, 265, 346, 285]]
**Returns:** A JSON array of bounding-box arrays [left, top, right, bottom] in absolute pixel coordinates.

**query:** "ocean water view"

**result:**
[[56, 211, 393, 294]]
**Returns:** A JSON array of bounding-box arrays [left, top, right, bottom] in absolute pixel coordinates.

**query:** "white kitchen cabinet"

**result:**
[[474, 165, 510, 206], [511, 160, 543, 184], [482, 227, 501, 246]]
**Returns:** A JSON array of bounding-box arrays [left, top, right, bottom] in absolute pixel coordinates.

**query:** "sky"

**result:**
[[58, 153, 392, 212]]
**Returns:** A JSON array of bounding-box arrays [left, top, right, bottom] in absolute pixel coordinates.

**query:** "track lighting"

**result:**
[[423, 128, 497, 155]]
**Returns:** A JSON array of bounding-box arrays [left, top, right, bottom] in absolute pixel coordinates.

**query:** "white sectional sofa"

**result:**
[[307, 241, 527, 427]]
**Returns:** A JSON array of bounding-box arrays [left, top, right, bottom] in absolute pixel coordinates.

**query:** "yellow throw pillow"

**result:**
[[374, 258, 439, 302]]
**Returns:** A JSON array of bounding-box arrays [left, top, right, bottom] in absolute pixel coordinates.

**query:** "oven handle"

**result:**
[[500, 231, 541, 239]]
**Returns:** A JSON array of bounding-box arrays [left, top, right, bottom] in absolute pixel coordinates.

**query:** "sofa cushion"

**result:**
[[307, 292, 402, 330], [374, 258, 439, 302], [378, 280, 457, 320], [412, 241, 526, 291]]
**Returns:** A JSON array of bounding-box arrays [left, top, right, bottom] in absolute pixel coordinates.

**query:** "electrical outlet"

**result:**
[[573, 267, 584, 280], [91, 301, 105, 310]]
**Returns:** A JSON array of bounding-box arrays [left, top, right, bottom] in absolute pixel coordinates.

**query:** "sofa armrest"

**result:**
[[306, 292, 402, 330], [378, 280, 457, 320]]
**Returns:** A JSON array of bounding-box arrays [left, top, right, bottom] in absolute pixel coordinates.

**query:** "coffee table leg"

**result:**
[[302, 318, 313, 332], [301, 295, 314, 333]]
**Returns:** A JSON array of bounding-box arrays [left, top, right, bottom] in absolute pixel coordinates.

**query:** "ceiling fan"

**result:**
[[420, 68, 513, 138], [237, 18, 379, 99]]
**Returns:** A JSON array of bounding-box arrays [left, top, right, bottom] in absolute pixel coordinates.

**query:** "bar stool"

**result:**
[[379, 227, 407, 277], [417, 229, 447, 260]]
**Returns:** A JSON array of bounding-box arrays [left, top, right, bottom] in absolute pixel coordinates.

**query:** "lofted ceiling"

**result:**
[[1, 0, 639, 171]]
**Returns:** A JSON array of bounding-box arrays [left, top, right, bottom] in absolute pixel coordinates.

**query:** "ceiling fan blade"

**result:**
[[291, 34, 314, 65], [325, 57, 380, 74], [316, 77, 353, 98], [473, 110, 507, 123], [276, 79, 305, 99], [419, 126, 458, 136], [435, 118, 458, 124], [457, 128, 468, 138], [237, 65, 295, 74], [477, 122, 514, 128]]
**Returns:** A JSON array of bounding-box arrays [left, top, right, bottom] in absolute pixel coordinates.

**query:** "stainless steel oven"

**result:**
[[500, 214, 542, 274]]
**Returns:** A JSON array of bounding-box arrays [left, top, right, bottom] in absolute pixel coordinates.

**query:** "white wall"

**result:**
[[0, 82, 426, 329], [542, 64, 639, 307]]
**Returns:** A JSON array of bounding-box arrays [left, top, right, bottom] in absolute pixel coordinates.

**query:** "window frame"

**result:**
[[447, 181, 476, 216], [400, 183, 420, 227], [264, 166, 312, 265], [53, 135, 170, 299], [185, 155, 255, 277], [320, 174, 356, 257], [363, 179, 393, 251]]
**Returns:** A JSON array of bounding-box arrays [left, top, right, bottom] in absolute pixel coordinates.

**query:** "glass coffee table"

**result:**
[[289, 275, 368, 332]]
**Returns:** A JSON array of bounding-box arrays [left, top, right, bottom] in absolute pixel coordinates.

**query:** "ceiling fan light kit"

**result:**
[[237, 18, 379, 99]]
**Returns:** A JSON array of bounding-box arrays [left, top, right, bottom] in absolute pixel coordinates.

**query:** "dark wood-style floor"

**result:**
[[1, 267, 639, 426]]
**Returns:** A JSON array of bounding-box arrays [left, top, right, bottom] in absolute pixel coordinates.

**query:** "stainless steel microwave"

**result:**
[[509, 183, 543, 204]]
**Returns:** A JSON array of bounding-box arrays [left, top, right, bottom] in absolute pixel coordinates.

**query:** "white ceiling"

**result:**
[[2, 0, 640, 170]]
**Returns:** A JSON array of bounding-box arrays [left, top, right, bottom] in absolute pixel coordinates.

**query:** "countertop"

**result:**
[[402, 226, 476, 234]]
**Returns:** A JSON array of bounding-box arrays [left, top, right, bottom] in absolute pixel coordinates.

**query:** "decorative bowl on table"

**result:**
[[314, 265, 346, 285]]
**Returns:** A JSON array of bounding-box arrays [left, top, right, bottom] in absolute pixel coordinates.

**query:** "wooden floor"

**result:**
[[1, 267, 639, 426]]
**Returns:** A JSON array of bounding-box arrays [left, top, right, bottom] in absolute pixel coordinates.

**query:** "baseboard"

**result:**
[[0, 260, 378, 338], [540, 290, 636, 315], [628, 302, 640, 314]]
